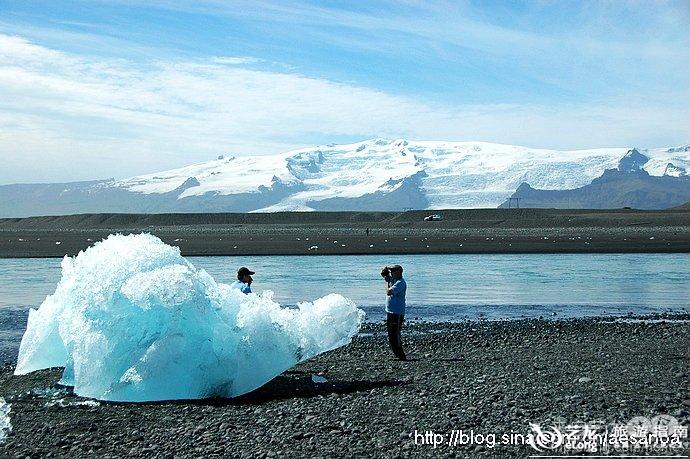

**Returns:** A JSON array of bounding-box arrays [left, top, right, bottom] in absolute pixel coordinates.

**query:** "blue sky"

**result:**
[[0, 0, 689, 184]]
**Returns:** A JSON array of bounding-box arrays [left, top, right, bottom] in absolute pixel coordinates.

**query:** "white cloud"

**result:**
[[211, 56, 261, 65], [0, 32, 688, 184]]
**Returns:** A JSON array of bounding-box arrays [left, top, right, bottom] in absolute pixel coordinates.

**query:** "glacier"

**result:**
[[114, 139, 690, 210], [1, 139, 688, 217], [14, 234, 364, 402]]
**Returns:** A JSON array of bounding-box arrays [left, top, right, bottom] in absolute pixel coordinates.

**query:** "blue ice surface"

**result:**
[[0, 397, 10, 443], [13, 234, 364, 402]]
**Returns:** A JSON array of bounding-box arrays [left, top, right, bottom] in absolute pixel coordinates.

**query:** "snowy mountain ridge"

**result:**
[[113, 139, 690, 211], [1, 139, 688, 217]]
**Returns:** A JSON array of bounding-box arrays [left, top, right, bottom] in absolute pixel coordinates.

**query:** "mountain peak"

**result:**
[[667, 145, 690, 153], [515, 182, 534, 192], [618, 148, 649, 173], [372, 137, 391, 146], [664, 162, 687, 177]]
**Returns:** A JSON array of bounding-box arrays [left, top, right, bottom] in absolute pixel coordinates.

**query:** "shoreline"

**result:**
[[1, 208, 689, 257], [1, 313, 688, 457], [3, 310, 689, 365]]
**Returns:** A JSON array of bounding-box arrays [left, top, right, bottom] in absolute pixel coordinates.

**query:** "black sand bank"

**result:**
[[1, 208, 689, 257]]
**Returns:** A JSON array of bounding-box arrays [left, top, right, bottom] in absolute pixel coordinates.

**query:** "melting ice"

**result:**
[[14, 234, 364, 402], [0, 397, 10, 443]]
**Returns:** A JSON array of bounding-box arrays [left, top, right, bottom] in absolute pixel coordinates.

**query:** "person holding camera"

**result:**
[[381, 264, 407, 360]]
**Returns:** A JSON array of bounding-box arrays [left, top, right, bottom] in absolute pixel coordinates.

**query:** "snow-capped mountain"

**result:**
[[1, 139, 689, 217], [114, 139, 689, 210]]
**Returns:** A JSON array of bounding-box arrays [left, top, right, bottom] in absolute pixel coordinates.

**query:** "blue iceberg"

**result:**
[[14, 234, 364, 402]]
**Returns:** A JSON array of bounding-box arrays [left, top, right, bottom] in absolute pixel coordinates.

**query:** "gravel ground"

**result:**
[[0, 314, 688, 458]]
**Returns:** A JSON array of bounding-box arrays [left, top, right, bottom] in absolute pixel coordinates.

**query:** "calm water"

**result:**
[[1, 253, 688, 362], [1, 253, 688, 319]]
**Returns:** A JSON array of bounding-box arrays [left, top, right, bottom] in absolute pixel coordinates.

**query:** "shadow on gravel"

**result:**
[[2, 367, 409, 407], [199, 376, 410, 406]]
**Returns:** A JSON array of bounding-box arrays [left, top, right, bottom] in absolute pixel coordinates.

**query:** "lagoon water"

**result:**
[[1, 253, 688, 361], [2, 253, 689, 316]]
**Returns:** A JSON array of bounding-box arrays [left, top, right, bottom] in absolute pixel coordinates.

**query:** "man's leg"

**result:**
[[394, 314, 406, 360], [387, 313, 406, 360], [386, 313, 396, 356]]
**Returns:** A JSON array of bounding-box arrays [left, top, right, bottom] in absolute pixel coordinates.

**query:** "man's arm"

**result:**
[[387, 279, 401, 296], [384, 276, 394, 295]]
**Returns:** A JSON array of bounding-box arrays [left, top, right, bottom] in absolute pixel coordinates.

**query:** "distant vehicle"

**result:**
[[424, 214, 443, 221]]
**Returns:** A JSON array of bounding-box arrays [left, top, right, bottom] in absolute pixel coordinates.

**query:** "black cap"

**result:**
[[237, 267, 255, 278], [388, 264, 403, 272]]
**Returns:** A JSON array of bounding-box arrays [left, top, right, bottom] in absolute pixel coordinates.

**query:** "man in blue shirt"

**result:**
[[381, 264, 407, 360], [231, 266, 254, 294]]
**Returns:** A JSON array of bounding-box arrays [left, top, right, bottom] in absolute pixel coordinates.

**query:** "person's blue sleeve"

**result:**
[[242, 285, 251, 294], [390, 280, 403, 295]]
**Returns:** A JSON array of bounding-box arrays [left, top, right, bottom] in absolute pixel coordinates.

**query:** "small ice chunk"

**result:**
[[45, 399, 100, 408], [45, 398, 68, 408], [77, 399, 100, 407], [55, 241, 61, 245], [309, 245, 318, 250], [311, 375, 328, 384], [0, 397, 11, 444], [30, 387, 69, 398]]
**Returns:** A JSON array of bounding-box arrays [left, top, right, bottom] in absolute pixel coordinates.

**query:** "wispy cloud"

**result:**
[[0, 0, 689, 184], [211, 56, 261, 65]]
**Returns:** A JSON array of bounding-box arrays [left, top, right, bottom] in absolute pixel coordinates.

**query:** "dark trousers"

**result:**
[[386, 312, 406, 360]]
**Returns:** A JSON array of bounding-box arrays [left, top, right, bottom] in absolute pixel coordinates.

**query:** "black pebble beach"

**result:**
[[1, 314, 688, 458]]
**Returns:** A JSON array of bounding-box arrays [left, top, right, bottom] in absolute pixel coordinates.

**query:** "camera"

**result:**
[[380, 267, 390, 278]]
